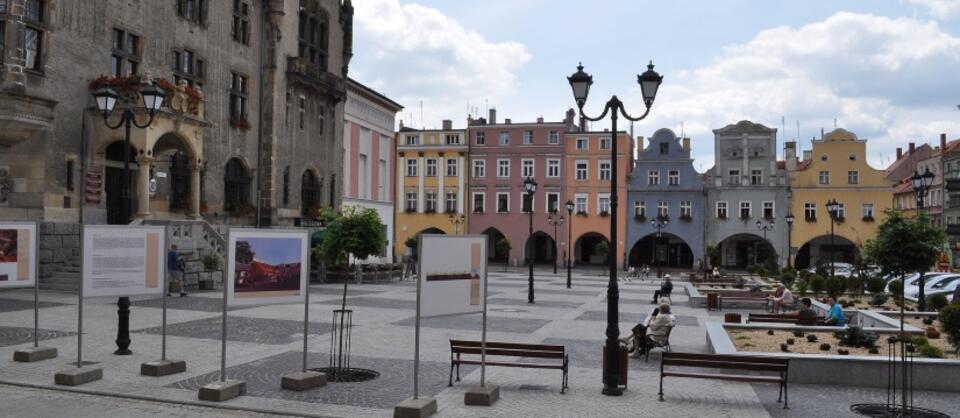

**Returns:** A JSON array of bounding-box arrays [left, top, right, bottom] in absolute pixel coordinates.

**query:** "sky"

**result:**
[[349, 0, 960, 172]]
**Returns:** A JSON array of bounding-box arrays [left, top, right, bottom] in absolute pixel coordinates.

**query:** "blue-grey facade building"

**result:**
[[704, 121, 789, 268], [627, 128, 704, 270]]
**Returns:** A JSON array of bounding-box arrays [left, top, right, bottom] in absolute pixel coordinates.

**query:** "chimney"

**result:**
[[909, 142, 916, 154], [896, 147, 903, 159], [785, 141, 797, 171], [637, 136, 644, 151], [941, 133, 947, 151], [399, 120, 404, 129], [564, 108, 576, 131], [489, 108, 497, 124], [505, 118, 512, 124], [536, 117, 544, 124], [803, 150, 812, 161], [442, 119, 452, 130], [682, 137, 690, 152]]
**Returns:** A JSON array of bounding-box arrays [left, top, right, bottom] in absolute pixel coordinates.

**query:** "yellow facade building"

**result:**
[[394, 122, 469, 258], [787, 128, 893, 268]]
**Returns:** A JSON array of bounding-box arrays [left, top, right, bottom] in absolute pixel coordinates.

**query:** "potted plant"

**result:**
[[495, 237, 512, 272], [198, 252, 222, 290]]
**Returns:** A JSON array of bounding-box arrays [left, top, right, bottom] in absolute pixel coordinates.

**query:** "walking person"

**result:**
[[167, 244, 188, 297], [652, 274, 673, 304]]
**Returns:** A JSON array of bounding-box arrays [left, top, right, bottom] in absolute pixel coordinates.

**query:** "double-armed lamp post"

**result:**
[[568, 61, 662, 396], [547, 214, 565, 274], [565, 200, 575, 288], [523, 177, 538, 303]]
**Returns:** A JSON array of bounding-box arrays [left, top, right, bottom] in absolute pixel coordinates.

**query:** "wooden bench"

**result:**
[[719, 296, 768, 310], [659, 352, 789, 408], [747, 313, 826, 326], [449, 340, 569, 393]]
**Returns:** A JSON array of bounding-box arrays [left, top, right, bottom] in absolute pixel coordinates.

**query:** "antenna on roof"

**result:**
[[419, 100, 424, 129], [680, 121, 684, 138]]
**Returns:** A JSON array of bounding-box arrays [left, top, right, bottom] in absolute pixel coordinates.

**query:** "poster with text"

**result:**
[[0, 223, 36, 289], [226, 229, 309, 306], [419, 235, 487, 318], [82, 226, 165, 297]]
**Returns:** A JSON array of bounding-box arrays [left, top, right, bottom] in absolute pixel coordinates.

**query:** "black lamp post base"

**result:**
[[601, 385, 623, 396]]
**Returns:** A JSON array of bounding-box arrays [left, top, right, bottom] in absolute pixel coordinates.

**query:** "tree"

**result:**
[[404, 236, 418, 258], [809, 274, 825, 296], [825, 276, 843, 299], [864, 210, 944, 309], [706, 245, 720, 268], [495, 238, 512, 272], [320, 206, 388, 309], [940, 302, 960, 355]]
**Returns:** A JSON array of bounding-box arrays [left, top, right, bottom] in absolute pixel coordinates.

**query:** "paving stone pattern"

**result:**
[[391, 315, 550, 334], [137, 316, 332, 344], [130, 295, 240, 313], [487, 297, 584, 309], [0, 298, 67, 313], [0, 326, 75, 347]]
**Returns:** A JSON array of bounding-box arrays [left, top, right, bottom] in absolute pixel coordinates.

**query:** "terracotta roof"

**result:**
[[776, 160, 785, 170], [892, 180, 912, 194], [795, 160, 812, 171]]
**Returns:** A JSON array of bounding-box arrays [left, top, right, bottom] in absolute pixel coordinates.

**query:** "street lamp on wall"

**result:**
[[522, 177, 538, 303], [569, 61, 662, 396], [447, 213, 465, 234], [826, 198, 841, 279], [565, 200, 575, 289]]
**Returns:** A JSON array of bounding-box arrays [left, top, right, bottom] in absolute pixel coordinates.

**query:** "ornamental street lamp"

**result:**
[[650, 218, 668, 279], [569, 61, 662, 396], [448, 213, 465, 234], [826, 198, 841, 280], [785, 213, 795, 269], [547, 214, 565, 274], [92, 82, 167, 356], [756, 219, 774, 265], [911, 168, 936, 311], [566, 200, 575, 289], [523, 177, 538, 303]]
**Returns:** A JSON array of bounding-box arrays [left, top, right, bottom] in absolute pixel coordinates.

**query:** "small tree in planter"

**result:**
[[940, 302, 960, 356], [495, 237, 512, 272], [199, 252, 222, 290], [781, 271, 796, 289], [825, 276, 843, 299], [926, 294, 949, 312], [596, 240, 610, 274], [809, 274, 825, 296]]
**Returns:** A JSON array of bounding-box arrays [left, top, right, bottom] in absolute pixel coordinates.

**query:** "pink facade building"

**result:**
[[342, 78, 403, 262], [467, 109, 577, 266]]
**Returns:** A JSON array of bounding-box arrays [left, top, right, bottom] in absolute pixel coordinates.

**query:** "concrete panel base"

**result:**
[[198, 380, 246, 402], [464, 384, 500, 406], [140, 359, 187, 377], [54, 366, 103, 386], [394, 397, 437, 418], [13, 346, 58, 362], [281, 371, 327, 391]]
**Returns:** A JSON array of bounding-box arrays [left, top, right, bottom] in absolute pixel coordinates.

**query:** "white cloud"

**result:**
[[351, 0, 531, 128], [628, 12, 960, 169], [907, 0, 960, 19]]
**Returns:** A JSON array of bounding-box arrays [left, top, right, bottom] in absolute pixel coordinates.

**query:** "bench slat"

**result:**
[[662, 371, 783, 383], [663, 352, 788, 365], [456, 360, 564, 370], [662, 358, 787, 372], [450, 340, 564, 352], [452, 347, 565, 359]]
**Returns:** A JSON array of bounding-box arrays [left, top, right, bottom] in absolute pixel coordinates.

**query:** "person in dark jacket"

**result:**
[[652, 275, 673, 304], [167, 245, 187, 297]]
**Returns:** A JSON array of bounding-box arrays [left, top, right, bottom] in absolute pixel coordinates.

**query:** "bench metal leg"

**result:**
[[777, 381, 782, 403], [658, 362, 665, 401], [448, 361, 455, 386], [784, 381, 789, 409], [456, 353, 461, 382]]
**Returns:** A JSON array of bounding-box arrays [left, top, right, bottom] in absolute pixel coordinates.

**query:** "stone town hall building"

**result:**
[[0, 0, 354, 226]]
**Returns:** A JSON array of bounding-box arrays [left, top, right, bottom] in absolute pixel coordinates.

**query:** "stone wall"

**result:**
[[37, 222, 81, 279]]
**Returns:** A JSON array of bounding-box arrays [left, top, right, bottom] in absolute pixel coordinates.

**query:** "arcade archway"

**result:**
[[717, 233, 776, 269], [525, 231, 557, 265], [482, 227, 508, 262], [795, 235, 858, 270], [574, 232, 610, 265], [628, 233, 694, 268]]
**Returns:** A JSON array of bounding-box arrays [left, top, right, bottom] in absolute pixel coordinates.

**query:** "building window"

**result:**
[[446, 158, 457, 177], [599, 160, 611, 180], [301, 170, 320, 216], [862, 203, 875, 220], [229, 72, 248, 124], [173, 48, 204, 86], [575, 160, 588, 180], [298, 96, 305, 130], [66, 160, 75, 191], [804, 203, 817, 221], [819, 171, 830, 185], [445, 134, 461, 145], [523, 130, 533, 145], [522, 193, 534, 213], [475, 131, 485, 145], [762, 201, 774, 219], [177, 0, 206, 24], [298, 5, 329, 70], [425, 159, 437, 177], [547, 159, 560, 177], [0, 21, 5, 66], [497, 192, 510, 213], [716, 201, 728, 219], [224, 158, 251, 212], [668, 170, 679, 185], [647, 170, 660, 186], [547, 193, 559, 213], [405, 192, 417, 212], [473, 160, 485, 178], [657, 201, 669, 219], [548, 130, 559, 144], [576, 138, 588, 150], [285, 92, 291, 125], [660, 142, 669, 154], [499, 132, 510, 145], [497, 159, 510, 178], [406, 159, 417, 177], [751, 169, 762, 185], [232, 0, 251, 44], [111, 29, 140, 77], [405, 135, 418, 145], [847, 170, 859, 184], [521, 159, 534, 178], [575, 194, 587, 214], [473, 192, 485, 213], [739, 201, 751, 219], [0, 1, 5, 14], [834, 203, 846, 220], [318, 105, 326, 134], [445, 192, 457, 213], [22, 0, 44, 72], [680, 201, 692, 218], [281, 166, 290, 206], [728, 169, 740, 185], [634, 201, 646, 217], [600, 137, 611, 150], [425, 191, 437, 212], [598, 195, 611, 215]]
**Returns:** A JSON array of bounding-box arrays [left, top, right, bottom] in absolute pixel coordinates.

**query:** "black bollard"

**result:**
[[114, 296, 132, 355]]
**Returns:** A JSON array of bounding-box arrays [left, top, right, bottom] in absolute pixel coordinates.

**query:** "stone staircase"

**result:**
[[41, 255, 81, 292]]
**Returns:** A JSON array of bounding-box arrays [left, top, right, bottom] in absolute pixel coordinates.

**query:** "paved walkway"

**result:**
[[0, 269, 955, 417]]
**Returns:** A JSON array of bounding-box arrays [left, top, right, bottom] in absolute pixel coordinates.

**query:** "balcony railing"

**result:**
[[286, 57, 346, 100], [946, 178, 960, 192]]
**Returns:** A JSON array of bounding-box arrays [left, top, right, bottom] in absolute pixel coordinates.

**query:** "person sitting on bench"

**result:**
[[769, 283, 794, 313], [823, 297, 846, 326], [652, 275, 673, 304], [620, 307, 659, 356], [634, 303, 675, 357], [783, 297, 817, 320]]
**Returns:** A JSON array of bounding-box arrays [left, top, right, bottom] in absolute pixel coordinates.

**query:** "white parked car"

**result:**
[[802, 262, 854, 278], [911, 274, 960, 298], [903, 273, 958, 298]]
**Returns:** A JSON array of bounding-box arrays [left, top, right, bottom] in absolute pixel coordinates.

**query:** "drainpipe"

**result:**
[[254, 0, 268, 227]]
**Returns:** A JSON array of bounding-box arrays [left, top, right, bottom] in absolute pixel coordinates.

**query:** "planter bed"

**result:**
[[728, 328, 958, 360]]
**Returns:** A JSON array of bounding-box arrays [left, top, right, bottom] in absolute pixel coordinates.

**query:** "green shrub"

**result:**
[[781, 272, 796, 288], [796, 279, 810, 296], [927, 294, 949, 311], [866, 277, 886, 294], [917, 344, 943, 358], [869, 293, 889, 306], [833, 326, 879, 348], [799, 270, 811, 281], [888, 280, 903, 297], [825, 276, 843, 299], [940, 302, 960, 355], [810, 274, 826, 295], [756, 267, 768, 278], [201, 253, 221, 271]]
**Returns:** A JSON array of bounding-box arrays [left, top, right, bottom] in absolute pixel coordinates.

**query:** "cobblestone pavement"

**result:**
[[2, 268, 955, 417]]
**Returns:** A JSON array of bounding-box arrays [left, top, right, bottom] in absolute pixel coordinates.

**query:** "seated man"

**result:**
[[783, 298, 818, 322], [769, 284, 795, 313], [823, 297, 846, 326], [620, 307, 659, 355], [634, 303, 675, 357], [652, 275, 673, 304]]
